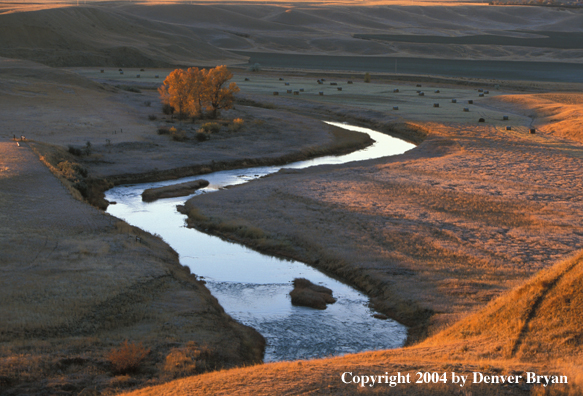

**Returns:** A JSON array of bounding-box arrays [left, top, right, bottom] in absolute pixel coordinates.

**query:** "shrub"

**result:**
[[201, 122, 220, 133], [364, 72, 371, 83], [116, 85, 141, 93], [148, 114, 157, 121], [163, 342, 216, 379], [196, 132, 209, 142], [171, 129, 187, 142], [228, 118, 244, 132], [68, 145, 82, 156], [107, 341, 150, 374]]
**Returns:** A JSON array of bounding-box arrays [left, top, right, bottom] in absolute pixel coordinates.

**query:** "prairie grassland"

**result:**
[[0, 142, 265, 394]]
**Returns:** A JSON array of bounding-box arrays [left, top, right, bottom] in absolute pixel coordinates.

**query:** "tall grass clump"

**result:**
[[107, 341, 150, 374]]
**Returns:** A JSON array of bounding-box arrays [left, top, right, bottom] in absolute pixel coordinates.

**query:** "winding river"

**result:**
[[105, 122, 415, 362]]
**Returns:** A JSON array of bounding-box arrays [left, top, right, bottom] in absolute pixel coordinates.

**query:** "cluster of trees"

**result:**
[[158, 65, 240, 120]]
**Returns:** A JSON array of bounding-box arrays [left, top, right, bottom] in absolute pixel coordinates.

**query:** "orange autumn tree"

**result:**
[[205, 65, 240, 119], [158, 66, 239, 120]]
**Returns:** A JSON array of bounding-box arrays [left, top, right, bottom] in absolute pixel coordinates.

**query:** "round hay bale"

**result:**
[[120, 71, 124, 75], [479, 93, 484, 97], [484, 90, 490, 94], [478, 89, 484, 92], [451, 99, 457, 103], [419, 92, 424, 96], [273, 91, 279, 96], [506, 126, 512, 130], [416, 84, 422, 87], [337, 87, 342, 91], [299, 88, 304, 92], [530, 128, 536, 134], [319, 91, 324, 96], [434, 90, 440, 93], [285, 82, 290, 86], [279, 78, 284, 81], [478, 118, 485, 123], [330, 82, 337, 86], [468, 100, 474, 104], [348, 80, 353, 84], [393, 88, 399, 93], [100, 69, 104, 73], [463, 107, 469, 112], [287, 89, 292, 94], [503, 115, 509, 120], [433, 103, 439, 107], [393, 106, 399, 110], [136, 74, 140, 78], [155, 75, 159, 78], [244, 77, 250, 81], [293, 91, 299, 95]]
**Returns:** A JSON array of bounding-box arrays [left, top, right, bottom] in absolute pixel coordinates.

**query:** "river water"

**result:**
[[105, 122, 415, 362]]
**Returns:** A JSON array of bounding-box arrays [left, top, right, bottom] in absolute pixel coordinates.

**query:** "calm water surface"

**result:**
[[106, 122, 414, 361]]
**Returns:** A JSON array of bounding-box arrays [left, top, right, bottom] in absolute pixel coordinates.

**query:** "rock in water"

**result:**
[[289, 278, 336, 310]]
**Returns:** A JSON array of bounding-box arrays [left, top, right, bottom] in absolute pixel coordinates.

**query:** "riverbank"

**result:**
[[0, 141, 265, 395]]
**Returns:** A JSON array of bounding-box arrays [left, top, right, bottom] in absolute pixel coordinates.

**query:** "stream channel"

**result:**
[[105, 122, 415, 362]]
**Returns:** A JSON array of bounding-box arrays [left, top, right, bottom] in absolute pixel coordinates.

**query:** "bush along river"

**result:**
[[105, 122, 415, 362]]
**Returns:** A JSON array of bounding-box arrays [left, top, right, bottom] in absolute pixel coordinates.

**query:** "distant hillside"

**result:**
[[0, 6, 245, 67]]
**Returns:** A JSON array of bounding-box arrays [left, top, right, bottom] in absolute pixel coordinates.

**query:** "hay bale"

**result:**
[[120, 71, 124, 75], [293, 91, 299, 95], [348, 80, 353, 84], [419, 92, 424, 96], [279, 78, 284, 81], [530, 128, 536, 134], [434, 90, 440, 93], [100, 69, 104, 73], [452, 99, 457, 103], [393, 106, 399, 110], [484, 90, 490, 94], [337, 87, 342, 91], [317, 80, 323, 84], [478, 89, 484, 92], [285, 82, 290, 86], [319, 91, 324, 96], [506, 126, 512, 130], [155, 75, 159, 78], [416, 84, 422, 87], [273, 91, 279, 96], [289, 278, 336, 310], [330, 82, 337, 86], [393, 89, 399, 93], [299, 88, 304, 92], [433, 103, 439, 107], [478, 118, 485, 123], [287, 89, 292, 94], [463, 107, 469, 112], [142, 179, 210, 202], [468, 100, 473, 104], [479, 93, 484, 97], [503, 115, 509, 120], [244, 78, 250, 81], [136, 74, 140, 78]]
